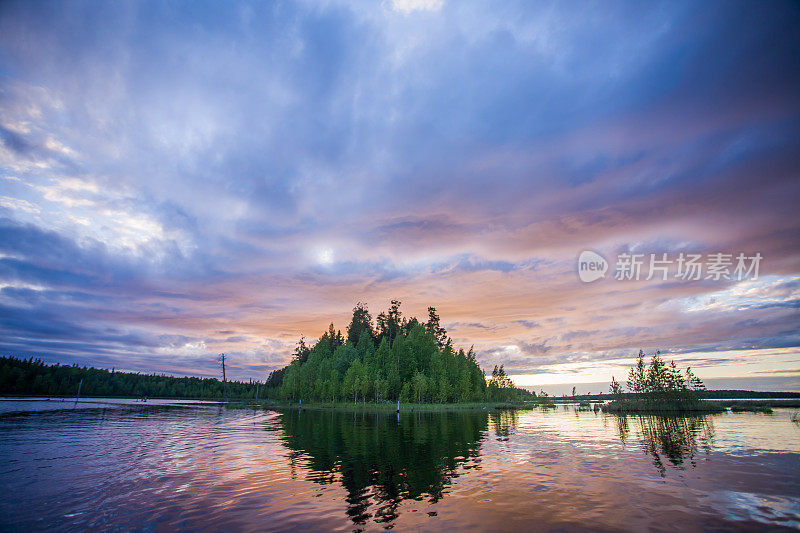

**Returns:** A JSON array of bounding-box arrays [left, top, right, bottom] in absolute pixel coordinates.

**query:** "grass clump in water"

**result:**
[[727, 402, 773, 414], [603, 398, 725, 413]]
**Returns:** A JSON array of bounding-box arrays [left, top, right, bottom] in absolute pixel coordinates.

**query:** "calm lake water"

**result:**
[[1, 399, 799, 532]]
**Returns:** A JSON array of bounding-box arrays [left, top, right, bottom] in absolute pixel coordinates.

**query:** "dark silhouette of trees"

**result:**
[[425, 306, 448, 348], [266, 367, 286, 388], [293, 339, 312, 364], [0, 356, 259, 399]]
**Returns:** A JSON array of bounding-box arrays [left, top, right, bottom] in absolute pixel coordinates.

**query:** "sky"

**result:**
[[0, 0, 799, 390]]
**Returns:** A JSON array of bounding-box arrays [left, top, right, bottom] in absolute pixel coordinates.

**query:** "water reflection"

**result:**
[[614, 413, 716, 476], [489, 409, 519, 441], [2, 401, 799, 530], [278, 409, 487, 528]]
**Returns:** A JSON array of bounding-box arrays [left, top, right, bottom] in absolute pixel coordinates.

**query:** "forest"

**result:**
[[0, 355, 258, 400], [267, 301, 531, 404], [0, 301, 532, 404]]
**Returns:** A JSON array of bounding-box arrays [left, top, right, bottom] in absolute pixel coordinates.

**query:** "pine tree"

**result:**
[[627, 350, 647, 394], [609, 376, 624, 401], [425, 306, 448, 348], [347, 302, 375, 344]]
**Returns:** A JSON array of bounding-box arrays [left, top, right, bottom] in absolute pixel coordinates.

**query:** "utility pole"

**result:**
[[219, 353, 227, 402]]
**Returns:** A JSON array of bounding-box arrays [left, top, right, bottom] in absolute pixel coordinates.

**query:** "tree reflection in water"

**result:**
[[490, 409, 519, 441], [277, 409, 488, 528], [614, 413, 716, 476]]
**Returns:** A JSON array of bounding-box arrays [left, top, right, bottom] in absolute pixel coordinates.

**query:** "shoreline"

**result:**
[[3, 395, 800, 412]]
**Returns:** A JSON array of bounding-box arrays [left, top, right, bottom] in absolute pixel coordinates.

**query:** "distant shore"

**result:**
[[6, 395, 799, 413], [3, 390, 799, 403]]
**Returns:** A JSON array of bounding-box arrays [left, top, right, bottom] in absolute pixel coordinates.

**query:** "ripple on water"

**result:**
[[0, 402, 799, 531]]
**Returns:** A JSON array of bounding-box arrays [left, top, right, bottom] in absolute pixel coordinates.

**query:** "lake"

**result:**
[[1, 399, 799, 531]]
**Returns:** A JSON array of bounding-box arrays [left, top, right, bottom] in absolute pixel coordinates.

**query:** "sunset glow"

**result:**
[[0, 0, 798, 390]]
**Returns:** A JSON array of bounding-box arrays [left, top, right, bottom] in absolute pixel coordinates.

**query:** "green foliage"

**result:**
[[274, 301, 492, 404], [265, 366, 286, 388], [0, 356, 259, 399], [607, 350, 720, 413], [627, 350, 647, 394], [536, 389, 557, 407], [486, 364, 515, 403], [425, 306, 448, 348], [346, 302, 375, 344], [376, 299, 404, 348], [609, 376, 624, 401], [624, 350, 706, 402]]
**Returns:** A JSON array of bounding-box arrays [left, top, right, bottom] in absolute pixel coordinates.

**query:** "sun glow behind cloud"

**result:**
[[391, 0, 444, 14]]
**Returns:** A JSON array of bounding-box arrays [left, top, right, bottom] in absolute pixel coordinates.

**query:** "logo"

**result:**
[[578, 250, 608, 283]]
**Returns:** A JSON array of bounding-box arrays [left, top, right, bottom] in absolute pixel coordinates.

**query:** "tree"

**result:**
[[412, 372, 428, 403], [627, 350, 647, 393], [386, 299, 403, 347], [325, 323, 344, 350], [685, 367, 705, 392], [293, 339, 311, 363], [346, 302, 375, 344], [400, 382, 412, 403], [645, 351, 667, 400], [375, 299, 404, 347], [609, 376, 624, 401], [266, 367, 285, 388], [667, 360, 686, 397], [425, 306, 448, 348]]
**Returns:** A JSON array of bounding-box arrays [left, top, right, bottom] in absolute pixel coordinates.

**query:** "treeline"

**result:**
[[1, 301, 532, 404], [0, 356, 258, 400], [267, 301, 531, 404]]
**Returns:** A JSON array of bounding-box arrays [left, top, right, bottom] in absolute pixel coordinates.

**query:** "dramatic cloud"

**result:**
[[0, 0, 798, 387]]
